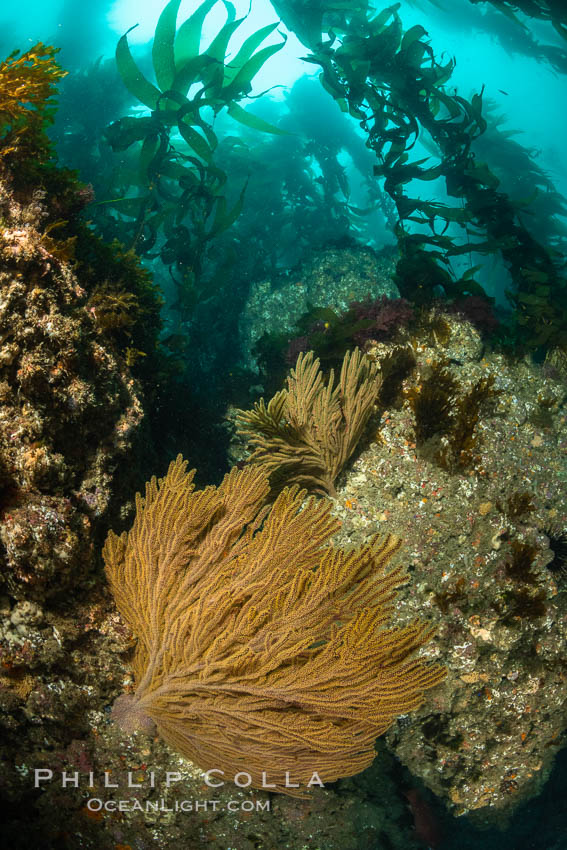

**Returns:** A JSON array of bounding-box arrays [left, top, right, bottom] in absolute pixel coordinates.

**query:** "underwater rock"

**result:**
[[239, 243, 397, 373], [0, 168, 426, 850], [0, 166, 154, 847], [419, 309, 485, 364], [0, 169, 144, 600], [331, 322, 567, 821]]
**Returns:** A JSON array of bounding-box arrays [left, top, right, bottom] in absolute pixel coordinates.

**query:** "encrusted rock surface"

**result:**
[[2, 187, 566, 845], [330, 313, 567, 822], [0, 171, 144, 600], [0, 185, 425, 849], [239, 243, 397, 373]]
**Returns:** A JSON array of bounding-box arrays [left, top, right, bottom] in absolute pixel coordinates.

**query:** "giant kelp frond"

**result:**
[[103, 456, 445, 796], [0, 44, 66, 156], [473, 0, 567, 41], [105, 0, 287, 327], [236, 348, 380, 497], [115, 0, 286, 133], [295, 0, 567, 348]]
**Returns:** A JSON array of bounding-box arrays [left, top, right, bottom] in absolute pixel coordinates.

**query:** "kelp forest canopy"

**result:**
[[31, 0, 567, 390], [269, 0, 567, 350]]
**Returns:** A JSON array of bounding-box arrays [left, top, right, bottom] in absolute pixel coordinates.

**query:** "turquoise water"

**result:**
[[1, 1, 566, 848], [6, 0, 565, 311]]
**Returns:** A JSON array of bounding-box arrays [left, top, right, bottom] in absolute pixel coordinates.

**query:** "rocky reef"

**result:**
[[239, 243, 397, 374], [0, 168, 145, 601], [328, 314, 567, 822], [1, 21, 566, 850], [0, 164, 149, 846], [0, 155, 430, 850], [2, 194, 566, 844]]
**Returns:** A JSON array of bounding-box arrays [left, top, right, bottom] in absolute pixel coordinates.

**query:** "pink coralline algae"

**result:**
[[349, 295, 414, 345], [449, 295, 500, 334]]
